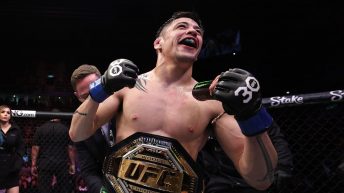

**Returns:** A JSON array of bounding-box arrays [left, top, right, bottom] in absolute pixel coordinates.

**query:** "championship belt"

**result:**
[[102, 132, 204, 193]]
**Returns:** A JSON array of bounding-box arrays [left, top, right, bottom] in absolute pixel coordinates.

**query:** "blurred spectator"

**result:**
[[31, 110, 76, 193], [0, 104, 25, 193], [19, 161, 32, 190]]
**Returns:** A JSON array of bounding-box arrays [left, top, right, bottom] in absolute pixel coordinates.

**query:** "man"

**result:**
[[70, 64, 115, 193], [69, 11, 278, 193], [31, 111, 75, 193]]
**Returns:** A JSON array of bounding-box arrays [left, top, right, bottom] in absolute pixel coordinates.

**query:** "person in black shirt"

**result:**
[[0, 104, 25, 193], [70, 64, 115, 193], [31, 113, 75, 193]]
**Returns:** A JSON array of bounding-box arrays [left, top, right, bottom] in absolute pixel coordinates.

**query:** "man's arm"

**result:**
[[69, 59, 139, 142], [31, 145, 39, 177], [208, 69, 278, 190], [69, 98, 100, 142], [214, 115, 277, 190], [68, 145, 76, 175]]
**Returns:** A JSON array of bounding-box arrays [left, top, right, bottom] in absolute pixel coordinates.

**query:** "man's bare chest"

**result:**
[[122, 89, 204, 131]]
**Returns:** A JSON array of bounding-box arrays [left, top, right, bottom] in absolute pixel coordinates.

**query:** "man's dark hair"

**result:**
[[155, 11, 204, 38], [70, 64, 101, 91]]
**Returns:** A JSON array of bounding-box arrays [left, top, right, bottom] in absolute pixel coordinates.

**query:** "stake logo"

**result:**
[[330, 90, 344, 101]]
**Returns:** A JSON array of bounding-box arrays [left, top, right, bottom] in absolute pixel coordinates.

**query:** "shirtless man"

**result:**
[[69, 11, 277, 193]]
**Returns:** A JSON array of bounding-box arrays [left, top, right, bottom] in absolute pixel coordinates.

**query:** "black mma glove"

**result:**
[[89, 59, 139, 103], [213, 68, 273, 136]]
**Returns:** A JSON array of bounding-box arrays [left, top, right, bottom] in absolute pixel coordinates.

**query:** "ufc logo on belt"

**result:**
[[119, 159, 183, 192]]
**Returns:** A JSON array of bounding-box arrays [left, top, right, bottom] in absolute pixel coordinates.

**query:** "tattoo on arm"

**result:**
[[256, 135, 275, 183], [74, 110, 87, 116]]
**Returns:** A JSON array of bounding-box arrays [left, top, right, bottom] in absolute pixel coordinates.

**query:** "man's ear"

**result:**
[[154, 37, 162, 50]]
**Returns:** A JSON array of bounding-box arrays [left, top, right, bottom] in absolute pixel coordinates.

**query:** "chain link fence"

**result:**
[[9, 90, 344, 193], [16, 118, 74, 193], [269, 102, 344, 193]]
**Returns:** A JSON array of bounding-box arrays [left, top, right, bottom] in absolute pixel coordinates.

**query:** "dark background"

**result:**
[[0, 0, 343, 99]]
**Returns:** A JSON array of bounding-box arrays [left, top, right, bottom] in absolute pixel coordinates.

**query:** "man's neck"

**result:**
[[153, 64, 193, 85]]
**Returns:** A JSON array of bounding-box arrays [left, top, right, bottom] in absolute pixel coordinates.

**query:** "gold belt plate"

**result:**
[[102, 132, 204, 193]]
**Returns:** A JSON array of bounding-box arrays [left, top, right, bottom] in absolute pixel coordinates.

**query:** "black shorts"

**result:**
[[0, 171, 20, 189]]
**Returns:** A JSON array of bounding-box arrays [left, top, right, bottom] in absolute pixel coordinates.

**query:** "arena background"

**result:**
[[0, 0, 343, 192], [0, 0, 343, 96]]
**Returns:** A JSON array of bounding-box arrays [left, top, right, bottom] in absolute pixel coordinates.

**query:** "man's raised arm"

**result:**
[[69, 59, 139, 142], [69, 98, 100, 142]]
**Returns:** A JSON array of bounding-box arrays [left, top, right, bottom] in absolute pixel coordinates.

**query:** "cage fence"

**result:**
[[10, 89, 344, 193], [270, 102, 344, 193]]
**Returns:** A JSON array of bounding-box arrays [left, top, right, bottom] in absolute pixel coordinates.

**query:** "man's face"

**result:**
[[156, 17, 204, 63], [74, 73, 99, 102]]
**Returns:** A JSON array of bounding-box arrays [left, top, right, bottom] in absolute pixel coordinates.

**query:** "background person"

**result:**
[[0, 104, 25, 193], [70, 64, 115, 193], [31, 110, 76, 193]]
